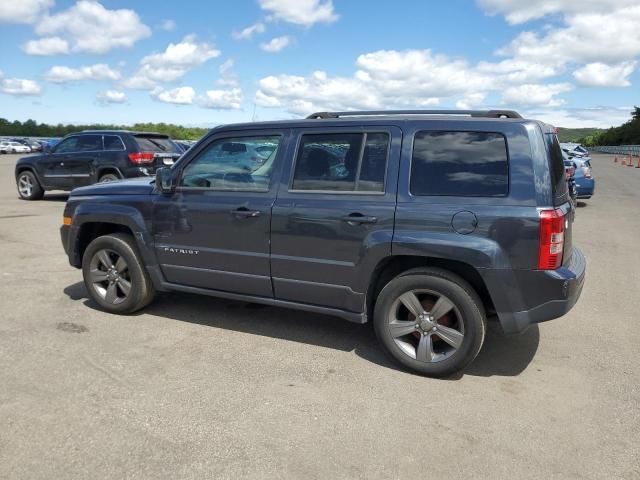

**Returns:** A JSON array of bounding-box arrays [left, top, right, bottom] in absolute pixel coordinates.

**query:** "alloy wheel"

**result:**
[[88, 249, 132, 305], [387, 289, 464, 363], [18, 174, 33, 198]]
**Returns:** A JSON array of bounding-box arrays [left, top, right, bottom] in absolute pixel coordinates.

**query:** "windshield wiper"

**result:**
[[143, 137, 167, 151]]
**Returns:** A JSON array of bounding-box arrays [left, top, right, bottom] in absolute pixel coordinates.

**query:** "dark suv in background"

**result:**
[[15, 130, 182, 200], [59, 110, 586, 377]]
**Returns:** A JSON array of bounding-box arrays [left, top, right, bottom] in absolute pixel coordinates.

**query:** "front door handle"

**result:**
[[340, 213, 378, 225], [230, 207, 261, 218]]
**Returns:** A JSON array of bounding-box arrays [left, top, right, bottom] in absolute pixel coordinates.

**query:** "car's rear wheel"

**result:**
[[373, 267, 486, 377], [16, 171, 44, 200], [82, 233, 155, 314], [98, 173, 119, 183]]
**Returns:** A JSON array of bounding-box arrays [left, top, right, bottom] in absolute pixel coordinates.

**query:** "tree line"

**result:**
[[579, 107, 640, 147], [0, 118, 209, 141]]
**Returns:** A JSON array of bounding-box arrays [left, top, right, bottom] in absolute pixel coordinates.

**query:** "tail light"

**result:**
[[565, 165, 575, 179], [538, 208, 565, 270], [128, 152, 155, 164], [581, 166, 592, 178]]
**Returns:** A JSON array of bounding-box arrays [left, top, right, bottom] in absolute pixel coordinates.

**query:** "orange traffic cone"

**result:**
[[636, 156, 640, 168], [629, 156, 635, 166]]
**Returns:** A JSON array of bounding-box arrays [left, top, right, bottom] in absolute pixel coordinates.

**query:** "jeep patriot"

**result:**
[[59, 110, 586, 376]]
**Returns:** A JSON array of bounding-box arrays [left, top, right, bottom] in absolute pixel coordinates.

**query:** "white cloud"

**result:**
[[573, 61, 637, 87], [498, 6, 640, 66], [34, 0, 150, 54], [256, 50, 496, 115], [0, 76, 42, 96], [217, 59, 239, 87], [260, 35, 292, 53], [44, 64, 121, 83], [501, 83, 573, 107], [456, 92, 487, 109], [22, 36, 69, 55], [200, 87, 243, 109], [259, 0, 338, 26], [233, 22, 265, 40], [151, 86, 195, 105], [0, 0, 52, 24], [123, 35, 221, 90], [96, 89, 126, 104], [477, 0, 639, 24], [159, 19, 176, 31]]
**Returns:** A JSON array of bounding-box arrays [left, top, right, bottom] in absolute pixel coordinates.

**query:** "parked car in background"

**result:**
[[14, 130, 182, 200], [0, 140, 31, 153], [59, 109, 586, 377], [563, 157, 578, 203], [573, 160, 595, 199], [561, 143, 591, 163]]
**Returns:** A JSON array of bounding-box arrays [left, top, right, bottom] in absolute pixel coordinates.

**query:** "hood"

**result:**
[[70, 177, 156, 197]]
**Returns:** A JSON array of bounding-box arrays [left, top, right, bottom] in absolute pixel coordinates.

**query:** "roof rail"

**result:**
[[306, 110, 523, 119]]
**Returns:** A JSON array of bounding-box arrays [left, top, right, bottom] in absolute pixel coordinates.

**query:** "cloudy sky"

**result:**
[[0, 0, 638, 128]]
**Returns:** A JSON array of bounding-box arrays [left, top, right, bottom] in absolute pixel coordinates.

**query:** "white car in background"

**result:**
[[0, 141, 31, 154], [560, 143, 591, 163]]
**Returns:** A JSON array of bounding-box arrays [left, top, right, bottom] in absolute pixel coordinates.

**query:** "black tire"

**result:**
[[82, 233, 155, 314], [98, 173, 120, 183], [16, 170, 44, 200], [373, 267, 486, 377]]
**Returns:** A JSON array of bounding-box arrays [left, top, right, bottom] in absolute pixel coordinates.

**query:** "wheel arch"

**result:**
[[15, 165, 44, 187], [96, 166, 124, 181], [70, 204, 158, 272], [365, 255, 496, 322]]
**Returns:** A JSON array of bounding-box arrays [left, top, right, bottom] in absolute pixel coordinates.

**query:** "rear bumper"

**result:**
[[481, 247, 586, 334], [576, 177, 595, 198]]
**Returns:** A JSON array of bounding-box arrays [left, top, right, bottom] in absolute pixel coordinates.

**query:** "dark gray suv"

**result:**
[[60, 110, 586, 377]]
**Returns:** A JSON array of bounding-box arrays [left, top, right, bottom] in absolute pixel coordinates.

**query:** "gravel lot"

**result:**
[[0, 153, 638, 479]]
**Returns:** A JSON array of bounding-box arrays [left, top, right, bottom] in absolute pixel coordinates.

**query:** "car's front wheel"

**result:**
[[82, 233, 155, 314], [373, 267, 486, 377], [16, 171, 44, 200]]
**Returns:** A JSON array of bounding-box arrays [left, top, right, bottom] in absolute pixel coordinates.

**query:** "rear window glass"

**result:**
[[545, 133, 569, 205], [135, 135, 180, 153], [411, 131, 509, 196]]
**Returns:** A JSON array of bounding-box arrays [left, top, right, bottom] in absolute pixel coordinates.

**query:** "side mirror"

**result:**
[[156, 167, 177, 194]]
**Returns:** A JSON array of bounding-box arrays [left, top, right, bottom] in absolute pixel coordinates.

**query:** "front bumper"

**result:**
[[481, 247, 586, 334], [60, 224, 82, 268]]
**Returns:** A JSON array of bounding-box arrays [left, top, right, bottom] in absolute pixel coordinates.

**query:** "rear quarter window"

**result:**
[[410, 131, 509, 197]]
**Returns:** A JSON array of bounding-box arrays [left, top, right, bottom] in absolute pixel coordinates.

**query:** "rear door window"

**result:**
[[411, 131, 509, 196], [291, 132, 389, 192], [134, 135, 180, 153]]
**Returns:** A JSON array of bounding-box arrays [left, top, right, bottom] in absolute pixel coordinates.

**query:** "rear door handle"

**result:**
[[340, 214, 378, 225], [230, 207, 261, 218]]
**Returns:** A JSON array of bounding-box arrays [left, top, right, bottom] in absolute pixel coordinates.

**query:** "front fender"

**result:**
[[68, 202, 158, 271]]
